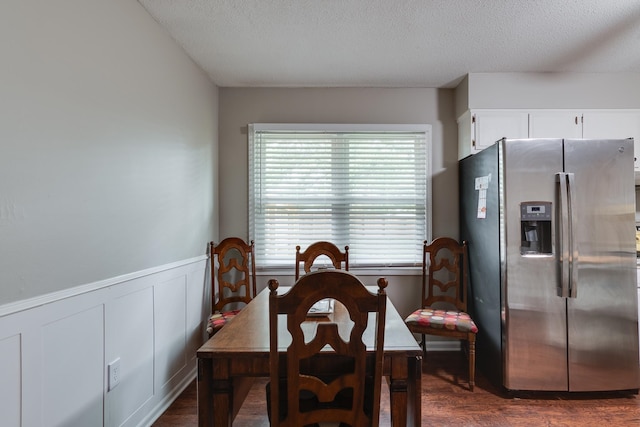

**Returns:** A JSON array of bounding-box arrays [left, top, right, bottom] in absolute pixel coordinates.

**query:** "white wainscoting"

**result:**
[[0, 256, 210, 427]]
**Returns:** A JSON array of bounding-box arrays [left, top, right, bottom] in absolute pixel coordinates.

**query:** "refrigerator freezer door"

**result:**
[[502, 139, 569, 391], [459, 143, 504, 387], [563, 138, 640, 391]]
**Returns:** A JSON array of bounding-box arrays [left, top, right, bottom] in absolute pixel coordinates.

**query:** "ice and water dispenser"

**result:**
[[520, 201, 552, 255]]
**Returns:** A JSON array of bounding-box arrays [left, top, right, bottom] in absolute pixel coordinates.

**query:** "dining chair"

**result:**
[[206, 237, 257, 336], [404, 237, 478, 391], [268, 270, 387, 426], [295, 241, 349, 280]]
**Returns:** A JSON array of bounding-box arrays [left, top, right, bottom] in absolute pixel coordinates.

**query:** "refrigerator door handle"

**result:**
[[566, 172, 578, 298], [557, 172, 578, 299], [556, 173, 570, 298]]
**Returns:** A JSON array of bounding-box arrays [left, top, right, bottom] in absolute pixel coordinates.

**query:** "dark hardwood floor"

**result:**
[[153, 351, 640, 426]]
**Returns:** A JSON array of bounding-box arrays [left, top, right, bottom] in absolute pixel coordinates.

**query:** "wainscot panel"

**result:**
[[0, 256, 210, 427]]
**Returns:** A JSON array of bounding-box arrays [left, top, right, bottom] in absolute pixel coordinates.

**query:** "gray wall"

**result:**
[[219, 87, 458, 241], [218, 88, 458, 320], [0, 0, 218, 305]]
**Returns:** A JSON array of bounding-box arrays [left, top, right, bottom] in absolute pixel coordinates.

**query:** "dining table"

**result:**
[[197, 284, 423, 426]]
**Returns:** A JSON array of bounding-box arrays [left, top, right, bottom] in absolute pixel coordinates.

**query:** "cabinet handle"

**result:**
[[472, 114, 476, 148], [575, 116, 578, 125]]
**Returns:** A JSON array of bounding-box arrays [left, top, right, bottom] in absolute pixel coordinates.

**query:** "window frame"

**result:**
[[248, 123, 432, 270]]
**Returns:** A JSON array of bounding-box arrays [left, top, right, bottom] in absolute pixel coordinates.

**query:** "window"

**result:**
[[248, 123, 431, 269]]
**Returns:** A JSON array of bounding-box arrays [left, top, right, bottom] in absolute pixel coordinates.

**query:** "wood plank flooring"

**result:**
[[153, 351, 640, 426]]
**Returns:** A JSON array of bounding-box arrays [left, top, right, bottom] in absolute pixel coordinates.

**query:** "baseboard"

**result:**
[[425, 340, 462, 352], [139, 369, 197, 427]]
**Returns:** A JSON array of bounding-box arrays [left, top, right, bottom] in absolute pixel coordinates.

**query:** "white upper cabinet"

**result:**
[[529, 111, 582, 138], [457, 110, 529, 159], [459, 109, 640, 170]]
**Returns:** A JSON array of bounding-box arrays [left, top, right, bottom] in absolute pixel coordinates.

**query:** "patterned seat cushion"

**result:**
[[405, 308, 478, 333], [207, 309, 241, 335]]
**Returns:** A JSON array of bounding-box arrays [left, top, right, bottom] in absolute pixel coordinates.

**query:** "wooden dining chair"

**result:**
[[404, 237, 478, 391], [206, 237, 256, 336], [268, 270, 387, 427], [295, 241, 349, 280]]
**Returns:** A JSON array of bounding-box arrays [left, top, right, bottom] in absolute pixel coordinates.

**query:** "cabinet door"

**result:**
[[529, 111, 582, 138], [583, 111, 640, 171], [473, 111, 529, 151]]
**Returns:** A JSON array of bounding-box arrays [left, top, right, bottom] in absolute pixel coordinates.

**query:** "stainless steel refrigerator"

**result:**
[[459, 138, 639, 392]]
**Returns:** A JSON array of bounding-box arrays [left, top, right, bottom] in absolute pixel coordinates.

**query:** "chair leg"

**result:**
[[419, 334, 427, 358], [468, 336, 476, 392]]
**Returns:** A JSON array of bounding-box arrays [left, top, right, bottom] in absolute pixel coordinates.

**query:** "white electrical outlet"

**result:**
[[108, 358, 121, 391]]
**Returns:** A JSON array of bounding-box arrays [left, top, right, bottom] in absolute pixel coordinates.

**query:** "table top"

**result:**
[[197, 286, 421, 358]]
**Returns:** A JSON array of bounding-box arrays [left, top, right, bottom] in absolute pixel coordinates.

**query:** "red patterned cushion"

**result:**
[[405, 308, 478, 333], [206, 309, 241, 335]]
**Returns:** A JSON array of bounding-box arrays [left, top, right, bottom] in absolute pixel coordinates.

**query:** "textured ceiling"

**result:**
[[138, 0, 640, 88]]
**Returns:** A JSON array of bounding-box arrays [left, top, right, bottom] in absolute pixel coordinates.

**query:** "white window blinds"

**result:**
[[248, 124, 432, 269]]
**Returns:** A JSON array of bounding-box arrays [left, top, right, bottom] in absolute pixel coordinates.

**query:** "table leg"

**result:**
[[197, 358, 213, 427], [198, 357, 233, 427], [407, 355, 422, 426], [389, 355, 408, 427]]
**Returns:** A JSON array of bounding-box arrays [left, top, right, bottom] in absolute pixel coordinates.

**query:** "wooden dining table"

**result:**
[[197, 285, 423, 426]]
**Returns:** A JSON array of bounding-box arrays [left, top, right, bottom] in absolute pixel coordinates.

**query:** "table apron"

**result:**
[[200, 352, 420, 377]]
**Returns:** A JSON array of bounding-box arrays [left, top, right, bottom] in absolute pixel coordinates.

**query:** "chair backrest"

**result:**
[[295, 241, 349, 280], [268, 270, 387, 427], [422, 237, 469, 312], [209, 237, 257, 313]]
